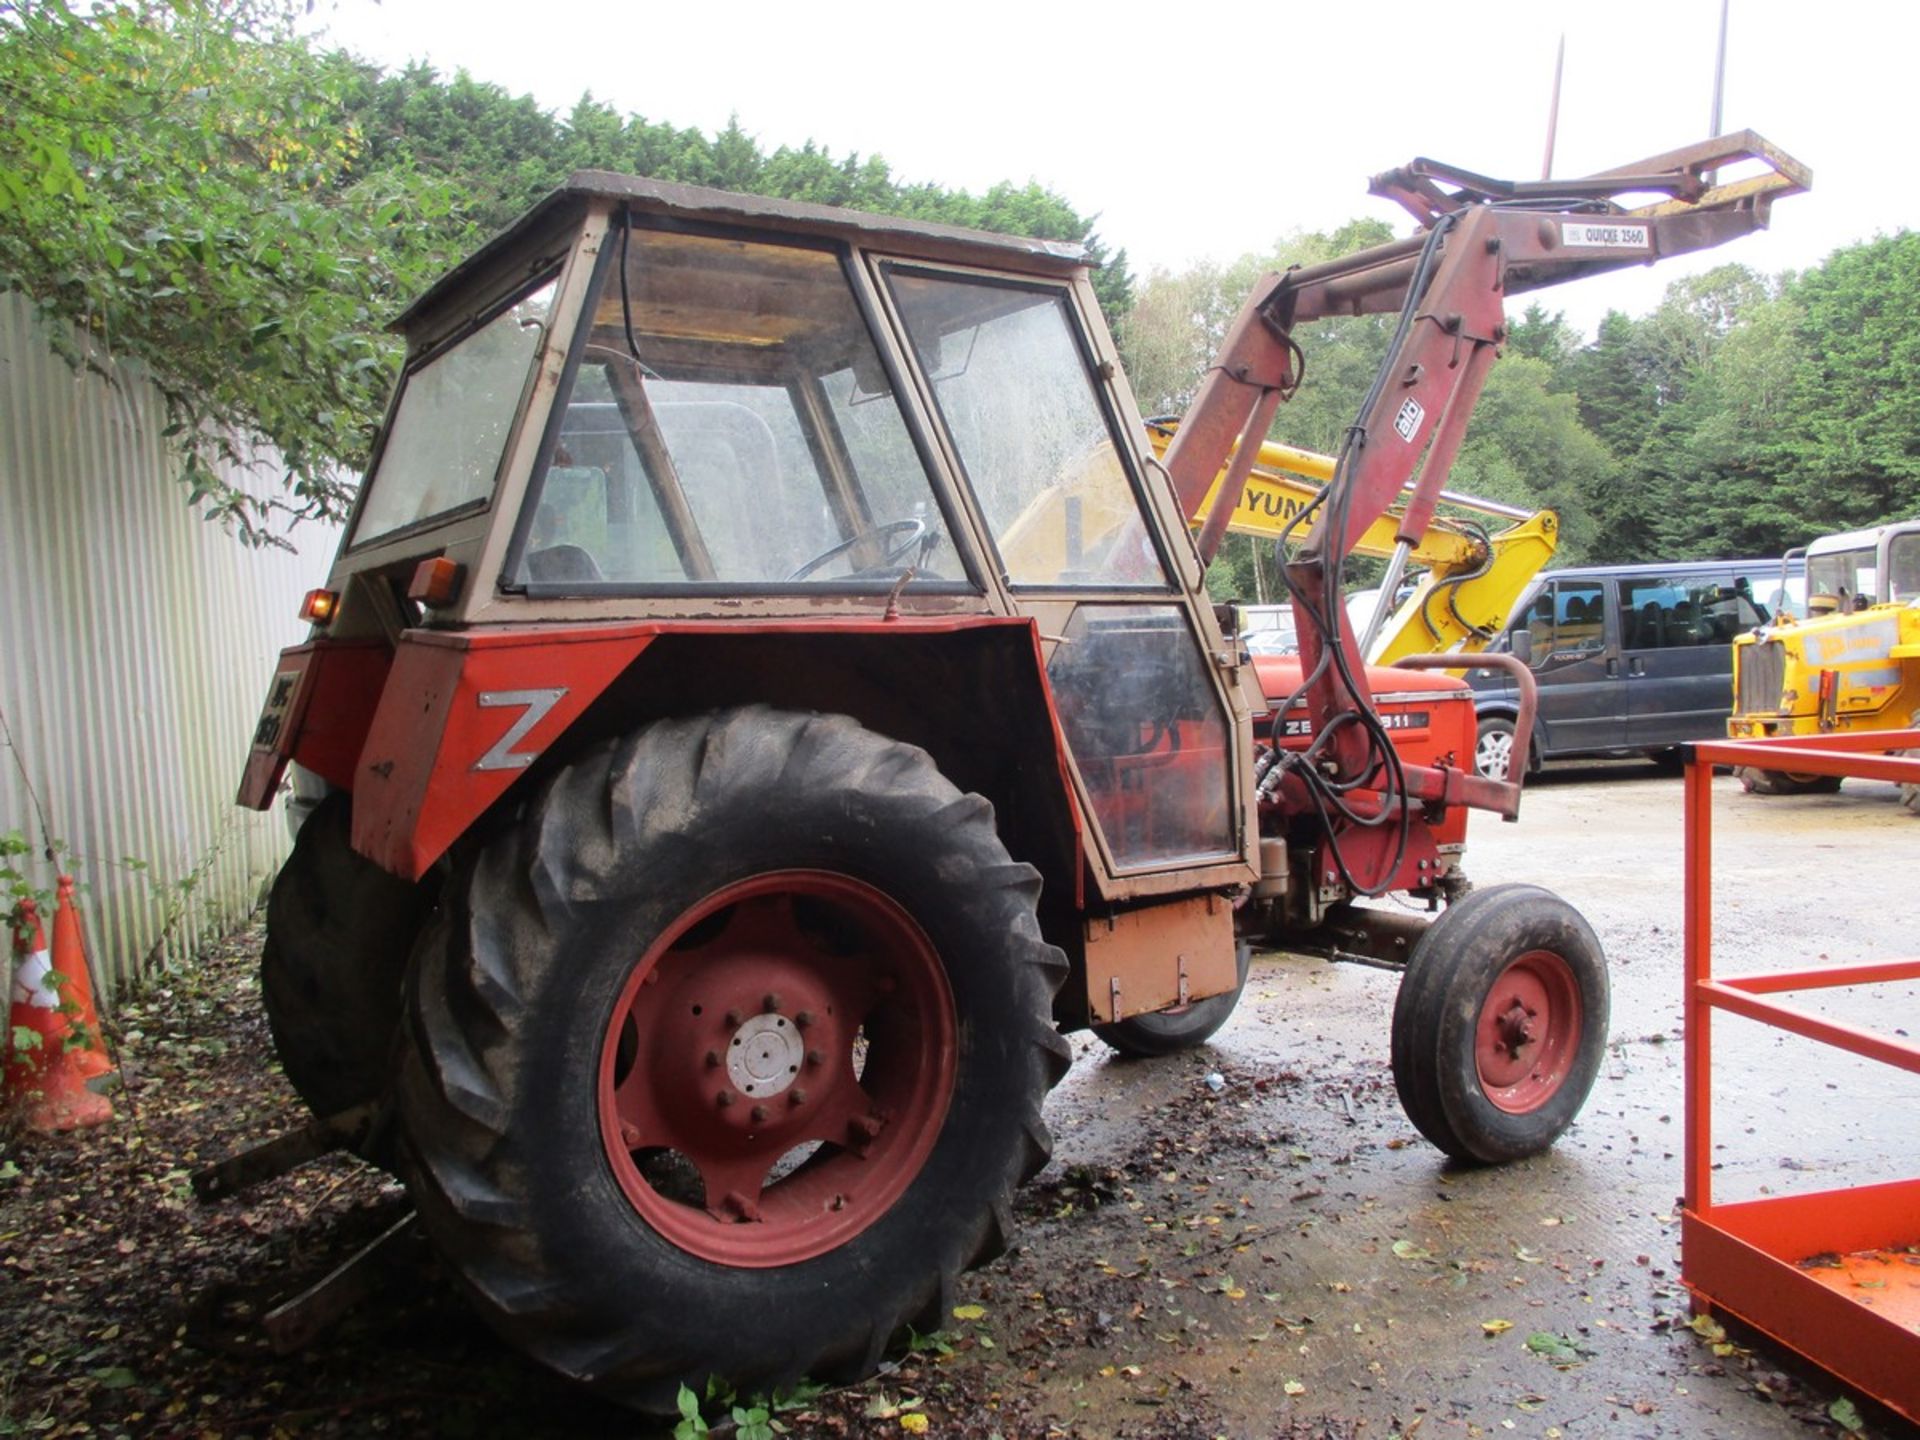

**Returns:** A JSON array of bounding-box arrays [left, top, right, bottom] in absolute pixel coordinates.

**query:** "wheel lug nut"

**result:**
[[806, 1049, 825, 1068], [762, 993, 782, 1013], [704, 1050, 722, 1069], [716, 1091, 735, 1109], [794, 1010, 815, 1030], [750, 1105, 770, 1124], [725, 1009, 743, 1027], [790, 1089, 807, 1107]]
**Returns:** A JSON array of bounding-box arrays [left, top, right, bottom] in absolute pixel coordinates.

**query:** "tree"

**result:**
[[1, 8, 1135, 538], [1448, 357, 1618, 563], [1771, 232, 1920, 533], [1505, 303, 1579, 370], [0, 0, 465, 540]]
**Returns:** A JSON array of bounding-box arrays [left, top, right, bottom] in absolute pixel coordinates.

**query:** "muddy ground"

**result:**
[[2, 761, 1916, 1439]]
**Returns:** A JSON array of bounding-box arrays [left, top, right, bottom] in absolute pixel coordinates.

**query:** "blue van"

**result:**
[[1467, 557, 1803, 779]]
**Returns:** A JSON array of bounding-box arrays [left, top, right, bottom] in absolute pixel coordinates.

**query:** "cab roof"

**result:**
[[1806, 519, 1920, 556], [396, 171, 1093, 331]]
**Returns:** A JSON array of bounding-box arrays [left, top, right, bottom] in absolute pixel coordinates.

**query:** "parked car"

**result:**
[[1467, 557, 1804, 779], [1239, 587, 1411, 657]]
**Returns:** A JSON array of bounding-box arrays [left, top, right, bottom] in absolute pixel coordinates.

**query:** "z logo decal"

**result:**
[[473, 688, 567, 771]]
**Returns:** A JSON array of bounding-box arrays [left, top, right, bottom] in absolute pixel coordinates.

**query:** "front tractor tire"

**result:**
[[1093, 942, 1251, 1058], [394, 708, 1071, 1410], [1389, 884, 1609, 1164]]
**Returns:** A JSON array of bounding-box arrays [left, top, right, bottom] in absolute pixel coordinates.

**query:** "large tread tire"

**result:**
[[394, 707, 1071, 1411], [1736, 766, 1842, 796], [1093, 942, 1251, 1059], [261, 793, 433, 1133], [1389, 883, 1608, 1165]]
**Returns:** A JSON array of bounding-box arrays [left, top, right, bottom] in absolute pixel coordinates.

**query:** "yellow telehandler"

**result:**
[[1728, 516, 1920, 808]]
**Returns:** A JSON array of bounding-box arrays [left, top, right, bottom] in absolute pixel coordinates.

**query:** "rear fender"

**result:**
[[344, 619, 1087, 897], [237, 640, 392, 809]]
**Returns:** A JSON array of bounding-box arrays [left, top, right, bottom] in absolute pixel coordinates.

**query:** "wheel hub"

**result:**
[[726, 1011, 805, 1099], [1474, 948, 1582, 1115], [1493, 999, 1538, 1058], [661, 970, 844, 1141]]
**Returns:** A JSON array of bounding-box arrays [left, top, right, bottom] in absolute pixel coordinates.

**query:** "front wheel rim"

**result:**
[[598, 871, 957, 1267], [1473, 948, 1582, 1114]]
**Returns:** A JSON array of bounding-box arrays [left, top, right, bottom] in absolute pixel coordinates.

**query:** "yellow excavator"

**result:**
[[1145, 419, 1559, 663]]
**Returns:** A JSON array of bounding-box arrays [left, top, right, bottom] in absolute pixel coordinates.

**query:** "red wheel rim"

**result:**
[[1473, 948, 1582, 1115], [597, 871, 956, 1267]]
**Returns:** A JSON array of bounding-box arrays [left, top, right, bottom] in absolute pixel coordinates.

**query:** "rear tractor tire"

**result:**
[[394, 707, 1071, 1411], [1389, 884, 1609, 1165], [1736, 767, 1842, 796], [261, 793, 433, 1142], [1093, 942, 1251, 1058]]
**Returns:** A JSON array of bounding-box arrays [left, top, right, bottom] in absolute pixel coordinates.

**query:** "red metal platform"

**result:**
[[1681, 730, 1920, 1427]]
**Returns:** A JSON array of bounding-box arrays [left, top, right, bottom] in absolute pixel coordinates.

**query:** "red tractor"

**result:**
[[238, 133, 1804, 1406]]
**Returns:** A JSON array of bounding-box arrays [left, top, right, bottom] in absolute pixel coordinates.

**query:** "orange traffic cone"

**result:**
[[49, 877, 111, 1082], [5, 893, 113, 1132]]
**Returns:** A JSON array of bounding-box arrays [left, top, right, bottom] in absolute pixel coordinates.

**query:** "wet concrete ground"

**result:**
[[995, 760, 1920, 1439]]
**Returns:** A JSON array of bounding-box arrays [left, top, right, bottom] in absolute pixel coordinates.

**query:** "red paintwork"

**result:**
[[240, 615, 1085, 886], [349, 627, 643, 878], [1681, 737, 1920, 1425], [597, 871, 957, 1266], [1474, 948, 1580, 1115], [236, 640, 391, 809], [1253, 654, 1474, 876]]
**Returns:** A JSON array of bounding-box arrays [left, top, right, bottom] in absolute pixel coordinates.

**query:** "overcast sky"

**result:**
[[310, 0, 1904, 337]]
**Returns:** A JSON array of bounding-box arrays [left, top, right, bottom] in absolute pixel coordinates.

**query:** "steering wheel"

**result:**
[[788, 517, 930, 581]]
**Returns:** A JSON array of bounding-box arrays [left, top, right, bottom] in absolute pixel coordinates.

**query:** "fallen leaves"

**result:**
[[1523, 1331, 1594, 1368]]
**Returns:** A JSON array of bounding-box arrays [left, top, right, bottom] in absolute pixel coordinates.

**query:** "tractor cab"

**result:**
[[245, 173, 1257, 1008]]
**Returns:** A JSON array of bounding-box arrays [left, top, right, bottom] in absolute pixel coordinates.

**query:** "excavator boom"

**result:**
[[1146, 421, 1560, 663]]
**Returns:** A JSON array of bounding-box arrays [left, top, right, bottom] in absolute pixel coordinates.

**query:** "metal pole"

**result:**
[[1542, 33, 1565, 180], [1359, 540, 1413, 658], [1709, 0, 1730, 138]]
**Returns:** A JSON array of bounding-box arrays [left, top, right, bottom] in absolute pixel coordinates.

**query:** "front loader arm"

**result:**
[[1147, 419, 1559, 663], [1162, 132, 1808, 839]]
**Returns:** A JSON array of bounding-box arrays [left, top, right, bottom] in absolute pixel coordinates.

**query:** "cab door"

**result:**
[[877, 261, 1250, 890]]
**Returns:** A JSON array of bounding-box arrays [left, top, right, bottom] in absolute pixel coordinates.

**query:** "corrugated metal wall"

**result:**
[[0, 291, 340, 995]]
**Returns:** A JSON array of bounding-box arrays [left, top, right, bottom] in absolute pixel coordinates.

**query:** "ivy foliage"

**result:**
[[0, 3, 1131, 542], [0, 0, 465, 540]]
